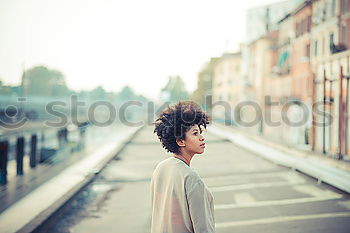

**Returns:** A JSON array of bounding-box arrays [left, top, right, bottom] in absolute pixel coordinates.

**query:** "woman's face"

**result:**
[[183, 124, 206, 155]]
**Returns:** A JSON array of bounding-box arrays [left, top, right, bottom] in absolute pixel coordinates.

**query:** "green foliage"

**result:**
[[118, 86, 136, 100], [22, 65, 69, 96], [160, 76, 189, 103], [191, 59, 216, 110], [90, 86, 107, 100]]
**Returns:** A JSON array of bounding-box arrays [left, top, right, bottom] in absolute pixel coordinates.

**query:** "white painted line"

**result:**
[[216, 212, 350, 228], [234, 193, 256, 205], [215, 194, 343, 210], [282, 172, 306, 184], [203, 171, 289, 181], [337, 200, 350, 210], [293, 185, 338, 198], [209, 172, 306, 192], [210, 181, 293, 192]]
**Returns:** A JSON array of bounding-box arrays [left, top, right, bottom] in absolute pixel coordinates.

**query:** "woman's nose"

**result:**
[[200, 135, 205, 141]]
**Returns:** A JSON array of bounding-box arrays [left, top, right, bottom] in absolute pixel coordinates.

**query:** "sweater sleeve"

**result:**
[[186, 179, 215, 233]]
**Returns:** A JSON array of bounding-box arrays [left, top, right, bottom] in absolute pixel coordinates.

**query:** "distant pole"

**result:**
[[338, 66, 344, 159], [329, 79, 334, 152], [323, 69, 326, 154], [30, 134, 37, 168], [0, 141, 9, 185], [345, 56, 350, 155], [311, 73, 316, 151], [16, 137, 25, 176], [345, 75, 349, 155]]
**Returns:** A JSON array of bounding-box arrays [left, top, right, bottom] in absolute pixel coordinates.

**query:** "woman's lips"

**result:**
[[200, 143, 206, 148]]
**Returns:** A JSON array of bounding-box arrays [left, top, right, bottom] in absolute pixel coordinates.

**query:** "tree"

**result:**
[[160, 76, 189, 103], [191, 58, 217, 110], [90, 86, 107, 100], [118, 86, 136, 101], [21, 65, 69, 96]]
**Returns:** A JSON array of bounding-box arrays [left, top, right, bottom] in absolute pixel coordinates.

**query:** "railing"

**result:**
[[0, 121, 90, 185]]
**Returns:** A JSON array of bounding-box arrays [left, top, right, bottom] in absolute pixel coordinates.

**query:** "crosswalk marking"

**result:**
[[282, 172, 306, 184], [293, 185, 338, 198], [203, 171, 290, 182], [234, 193, 256, 205], [215, 194, 343, 209], [209, 181, 292, 192], [338, 200, 350, 210], [207, 171, 306, 192], [216, 212, 350, 228]]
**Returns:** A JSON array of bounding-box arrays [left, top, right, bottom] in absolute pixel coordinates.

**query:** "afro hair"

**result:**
[[154, 101, 210, 154]]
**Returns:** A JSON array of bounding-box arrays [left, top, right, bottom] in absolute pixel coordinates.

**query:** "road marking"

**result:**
[[282, 172, 306, 184], [337, 200, 350, 210], [207, 172, 306, 192], [234, 193, 256, 205], [203, 171, 289, 182], [210, 181, 292, 192], [216, 212, 350, 228], [293, 185, 338, 198], [215, 194, 343, 209]]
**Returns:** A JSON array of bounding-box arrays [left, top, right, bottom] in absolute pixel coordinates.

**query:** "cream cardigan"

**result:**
[[150, 157, 215, 233]]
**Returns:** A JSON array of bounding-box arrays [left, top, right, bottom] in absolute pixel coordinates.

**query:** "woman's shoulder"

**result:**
[[153, 157, 189, 175], [184, 167, 203, 186]]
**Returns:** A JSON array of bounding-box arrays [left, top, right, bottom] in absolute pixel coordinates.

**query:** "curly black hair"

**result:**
[[154, 101, 210, 154]]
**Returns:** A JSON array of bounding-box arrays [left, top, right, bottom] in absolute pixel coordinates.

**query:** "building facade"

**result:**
[[212, 53, 242, 124], [311, 0, 350, 157]]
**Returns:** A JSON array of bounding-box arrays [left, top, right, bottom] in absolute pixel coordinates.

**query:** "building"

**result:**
[[244, 31, 278, 135], [246, 0, 304, 44], [311, 0, 350, 157], [289, 0, 314, 146], [243, 0, 304, 82], [212, 52, 242, 124]]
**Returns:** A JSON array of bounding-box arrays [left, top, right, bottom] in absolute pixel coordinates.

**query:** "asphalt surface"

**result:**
[[43, 126, 350, 233]]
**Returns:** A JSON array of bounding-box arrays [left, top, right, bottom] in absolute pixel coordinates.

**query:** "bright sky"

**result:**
[[0, 0, 282, 100]]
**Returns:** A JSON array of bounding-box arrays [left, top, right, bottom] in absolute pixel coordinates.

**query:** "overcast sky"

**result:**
[[0, 0, 283, 100]]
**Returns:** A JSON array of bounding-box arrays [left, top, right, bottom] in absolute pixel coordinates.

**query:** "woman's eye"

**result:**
[[194, 132, 198, 135]]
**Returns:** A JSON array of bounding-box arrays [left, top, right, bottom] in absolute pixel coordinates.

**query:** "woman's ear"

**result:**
[[176, 138, 186, 147]]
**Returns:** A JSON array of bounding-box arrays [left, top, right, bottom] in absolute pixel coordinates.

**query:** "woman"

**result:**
[[151, 101, 215, 233]]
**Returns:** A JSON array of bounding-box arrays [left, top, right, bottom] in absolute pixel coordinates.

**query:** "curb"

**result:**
[[0, 125, 143, 233], [209, 125, 350, 194]]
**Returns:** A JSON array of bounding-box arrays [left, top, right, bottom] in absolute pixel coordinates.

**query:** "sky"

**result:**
[[0, 0, 284, 100]]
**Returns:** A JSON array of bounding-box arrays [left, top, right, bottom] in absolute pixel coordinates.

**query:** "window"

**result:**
[[332, 0, 336, 16], [341, 25, 347, 44], [296, 22, 300, 37], [306, 44, 310, 58], [322, 37, 325, 55], [314, 40, 318, 56], [322, 7, 326, 21], [326, 2, 329, 18], [341, 0, 348, 14], [330, 33, 334, 45], [329, 33, 334, 53], [301, 19, 305, 35], [307, 16, 311, 32]]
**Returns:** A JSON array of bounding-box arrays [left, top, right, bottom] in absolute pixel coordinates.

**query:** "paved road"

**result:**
[[45, 126, 350, 233]]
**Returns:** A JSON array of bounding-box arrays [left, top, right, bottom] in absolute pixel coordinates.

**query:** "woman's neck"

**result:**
[[173, 151, 194, 166]]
